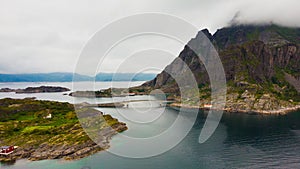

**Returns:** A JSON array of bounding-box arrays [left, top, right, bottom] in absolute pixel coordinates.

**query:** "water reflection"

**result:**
[[220, 111, 300, 168]]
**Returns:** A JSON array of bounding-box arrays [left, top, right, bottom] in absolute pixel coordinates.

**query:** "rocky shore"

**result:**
[[72, 87, 300, 115], [0, 98, 128, 163], [222, 91, 300, 115], [168, 102, 300, 115], [0, 122, 127, 162]]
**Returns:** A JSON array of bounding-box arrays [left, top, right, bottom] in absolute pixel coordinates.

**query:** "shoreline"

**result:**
[[0, 122, 127, 163], [1, 96, 299, 164], [0, 86, 70, 94], [74, 94, 300, 115], [0, 98, 128, 164], [167, 103, 300, 115]]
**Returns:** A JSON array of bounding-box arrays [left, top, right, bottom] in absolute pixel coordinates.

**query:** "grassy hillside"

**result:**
[[0, 98, 127, 161]]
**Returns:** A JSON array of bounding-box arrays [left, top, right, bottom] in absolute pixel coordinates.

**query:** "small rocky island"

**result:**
[[0, 98, 127, 163], [0, 86, 70, 94], [69, 88, 139, 98]]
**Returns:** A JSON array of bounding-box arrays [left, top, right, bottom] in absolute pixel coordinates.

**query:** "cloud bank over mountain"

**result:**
[[0, 0, 299, 74]]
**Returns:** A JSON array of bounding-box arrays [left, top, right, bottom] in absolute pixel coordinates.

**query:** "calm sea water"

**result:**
[[1, 82, 300, 169]]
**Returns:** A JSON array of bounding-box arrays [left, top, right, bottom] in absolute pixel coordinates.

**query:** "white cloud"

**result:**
[[0, 0, 299, 73]]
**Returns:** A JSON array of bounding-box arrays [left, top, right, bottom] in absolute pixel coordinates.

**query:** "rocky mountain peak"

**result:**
[[141, 24, 300, 110]]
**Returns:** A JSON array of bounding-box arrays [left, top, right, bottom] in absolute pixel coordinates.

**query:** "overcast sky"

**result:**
[[0, 0, 299, 74]]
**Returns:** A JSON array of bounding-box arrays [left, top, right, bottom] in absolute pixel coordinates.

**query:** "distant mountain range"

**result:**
[[0, 72, 156, 82]]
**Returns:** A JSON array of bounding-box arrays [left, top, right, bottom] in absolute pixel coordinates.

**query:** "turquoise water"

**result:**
[[2, 110, 300, 169], [0, 82, 300, 169]]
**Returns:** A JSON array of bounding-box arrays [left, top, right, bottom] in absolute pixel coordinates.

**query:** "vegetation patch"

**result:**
[[0, 98, 127, 162]]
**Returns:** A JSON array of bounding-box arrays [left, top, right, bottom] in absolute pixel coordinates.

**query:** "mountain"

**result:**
[[0, 73, 90, 82], [95, 73, 156, 81], [141, 24, 300, 113], [0, 73, 156, 82]]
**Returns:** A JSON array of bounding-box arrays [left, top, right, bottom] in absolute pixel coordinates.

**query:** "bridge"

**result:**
[[77, 100, 174, 108]]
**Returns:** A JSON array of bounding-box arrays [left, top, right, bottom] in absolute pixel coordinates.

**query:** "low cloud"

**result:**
[[0, 0, 299, 74]]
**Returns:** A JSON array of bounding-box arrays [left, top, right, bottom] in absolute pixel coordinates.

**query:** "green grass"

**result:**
[[246, 28, 260, 41], [269, 24, 300, 44], [0, 98, 125, 147], [22, 126, 54, 134]]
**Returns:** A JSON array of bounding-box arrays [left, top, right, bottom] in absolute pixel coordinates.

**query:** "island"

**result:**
[[0, 98, 127, 163], [69, 88, 142, 98], [0, 86, 70, 94]]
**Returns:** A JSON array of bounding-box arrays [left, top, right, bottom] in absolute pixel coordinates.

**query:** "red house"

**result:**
[[0, 146, 14, 155]]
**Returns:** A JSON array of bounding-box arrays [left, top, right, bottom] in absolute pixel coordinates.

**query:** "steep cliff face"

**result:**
[[142, 24, 300, 112]]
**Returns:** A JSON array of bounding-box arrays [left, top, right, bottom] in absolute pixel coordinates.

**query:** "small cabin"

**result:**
[[43, 109, 52, 119], [0, 146, 14, 155], [44, 113, 52, 119]]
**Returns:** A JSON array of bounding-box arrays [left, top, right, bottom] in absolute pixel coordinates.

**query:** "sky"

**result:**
[[0, 0, 299, 74]]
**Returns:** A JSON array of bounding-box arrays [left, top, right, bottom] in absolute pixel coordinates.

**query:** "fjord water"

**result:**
[[1, 82, 300, 169]]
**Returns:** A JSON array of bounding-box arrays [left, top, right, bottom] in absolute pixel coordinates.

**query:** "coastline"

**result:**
[[167, 103, 300, 115], [71, 92, 300, 115], [0, 98, 128, 163], [2, 95, 298, 163], [0, 122, 127, 163], [70, 85, 300, 116]]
